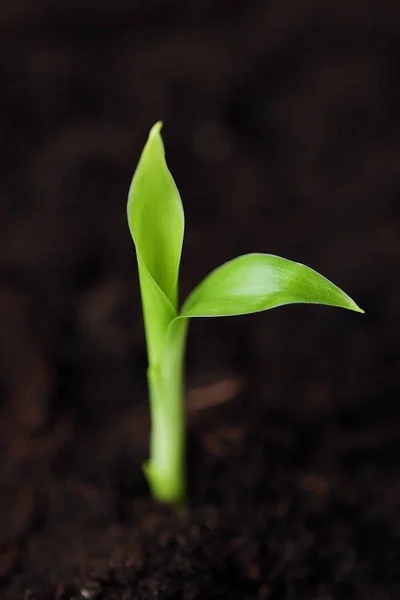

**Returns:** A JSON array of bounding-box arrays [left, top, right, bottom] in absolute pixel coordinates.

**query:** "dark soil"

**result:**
[[1, 2, 400, 598]]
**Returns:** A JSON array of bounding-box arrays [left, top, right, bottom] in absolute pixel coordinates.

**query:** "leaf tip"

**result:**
[[345, 296, 364, 314], [150, 121, 163, 139], [353, 305, 365, 314]]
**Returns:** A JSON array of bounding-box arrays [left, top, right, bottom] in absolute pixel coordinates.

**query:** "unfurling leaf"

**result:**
[[181, 253, 364, 317], [127, 122, 184, 365], [127, 122, 184, 310]]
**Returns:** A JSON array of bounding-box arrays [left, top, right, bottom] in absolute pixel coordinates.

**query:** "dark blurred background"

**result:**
[[0, 0, 399, 585]]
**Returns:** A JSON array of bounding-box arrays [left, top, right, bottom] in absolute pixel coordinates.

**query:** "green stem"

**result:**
[[143, 318, 188, 507]]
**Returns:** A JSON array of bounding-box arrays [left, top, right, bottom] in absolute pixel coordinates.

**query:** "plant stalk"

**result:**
[[143, 318, 188, 507]]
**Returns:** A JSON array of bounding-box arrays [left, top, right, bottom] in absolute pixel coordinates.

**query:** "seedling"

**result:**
[[127, 122, 363, 507]]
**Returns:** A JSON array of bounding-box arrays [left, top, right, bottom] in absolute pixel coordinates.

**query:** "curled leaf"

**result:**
[[127, 122, 184, 310], [127, 122, 184, 365]]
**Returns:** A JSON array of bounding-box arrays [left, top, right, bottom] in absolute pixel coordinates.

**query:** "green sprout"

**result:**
[[127, 122, 363, 508]]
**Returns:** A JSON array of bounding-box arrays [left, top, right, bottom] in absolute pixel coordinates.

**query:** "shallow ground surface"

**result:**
[[0, 1, 400, 598], [3, 389, 400, 599]]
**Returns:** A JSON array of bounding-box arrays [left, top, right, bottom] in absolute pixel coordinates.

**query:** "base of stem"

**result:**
[[143, 459, 187, 508]]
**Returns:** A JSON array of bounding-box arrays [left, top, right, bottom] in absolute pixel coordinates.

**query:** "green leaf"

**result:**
[[181, 253, 363, 317], [127, 122, 184, 310]]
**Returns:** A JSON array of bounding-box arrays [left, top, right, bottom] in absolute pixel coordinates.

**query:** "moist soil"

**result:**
[[1, 2, 400, 599], [2, 385, 400, 600]]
